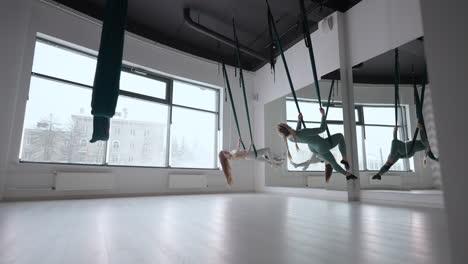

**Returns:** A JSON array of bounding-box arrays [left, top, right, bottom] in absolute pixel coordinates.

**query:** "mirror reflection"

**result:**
[[265, 37, 441, 192]]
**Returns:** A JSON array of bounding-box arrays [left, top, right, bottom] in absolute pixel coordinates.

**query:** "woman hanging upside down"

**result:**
[[277, 109, 358, 182], [219, 139, 285, 185], [372, 123, 438, 180]]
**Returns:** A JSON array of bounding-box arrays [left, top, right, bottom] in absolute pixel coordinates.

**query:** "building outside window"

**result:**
[[19, 38, 220, 169]]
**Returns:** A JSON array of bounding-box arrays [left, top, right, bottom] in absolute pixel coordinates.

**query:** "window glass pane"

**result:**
[[325, 107, 343, 121], [120, 71, 166, 99], [172, 81, 217, 111], [20, 77, 105, 164], [364, 126, 405, 171], [32, 41, 97, 86], [287, 100, 357, 122], [363, 106, 401, 125], [286, 100, 321, 122], [107, 96, 168, 167], [170, 107, 217, 168]]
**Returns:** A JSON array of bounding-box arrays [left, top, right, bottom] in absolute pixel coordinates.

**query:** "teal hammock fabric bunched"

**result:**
[[325, 80, 336, 119], [408, 76, 424, 153], [267, 0, 332, 143], [222, 63, 247, 150], [232, 20, 257, 157], [393, 48, 417, 156], [266, 2, 305, 129], [298, 0, 332, 143], [90, 0, 128, 143], [393, 48, 401, 128]]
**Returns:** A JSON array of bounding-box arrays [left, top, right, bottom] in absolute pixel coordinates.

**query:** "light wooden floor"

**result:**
[[0, 194, 450, 264]]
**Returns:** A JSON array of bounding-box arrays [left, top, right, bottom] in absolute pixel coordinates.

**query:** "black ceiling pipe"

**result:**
[[183, 8, 269, 64]]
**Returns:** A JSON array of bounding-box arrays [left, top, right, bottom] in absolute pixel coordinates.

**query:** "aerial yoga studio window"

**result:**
[[19, 38, 220, 169], [286, 99, 412, 172]]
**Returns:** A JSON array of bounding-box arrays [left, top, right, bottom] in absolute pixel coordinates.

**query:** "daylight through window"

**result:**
[[20, 38, 220, 169]]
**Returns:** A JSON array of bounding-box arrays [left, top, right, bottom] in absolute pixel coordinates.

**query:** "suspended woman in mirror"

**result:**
[[372, 123, 439, 180]]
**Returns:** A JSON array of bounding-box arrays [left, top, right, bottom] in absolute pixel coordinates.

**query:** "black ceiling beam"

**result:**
[[183, 8, 269, 65]]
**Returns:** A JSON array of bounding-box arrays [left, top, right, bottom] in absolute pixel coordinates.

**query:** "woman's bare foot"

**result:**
[[346, 173, 358, 180]]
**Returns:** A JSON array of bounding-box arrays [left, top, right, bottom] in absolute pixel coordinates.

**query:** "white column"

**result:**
[[336, 12, 360, 201], [0, 0, 33, 200], [420, 0, 468, 263]]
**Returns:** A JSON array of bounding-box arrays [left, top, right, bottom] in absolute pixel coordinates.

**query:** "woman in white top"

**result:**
[[290, 155, 334, 183], [219, 139, 285, 185]]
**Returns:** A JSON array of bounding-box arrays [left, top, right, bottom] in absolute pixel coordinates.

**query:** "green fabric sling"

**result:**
[[394, 48, 401, 128], [266, 3, 306, 129], [90, 0, 128, 143], [222, 63, 246, 150], [325, 80, 335, 119], [232, 20, 257, 157], [298, 0, 332, 143]]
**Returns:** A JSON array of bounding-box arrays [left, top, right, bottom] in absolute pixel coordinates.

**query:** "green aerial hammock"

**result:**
[[266, 2, 305, 128], [267, 1, 333, 144], [222, 63, 246, 150], [393, 48, 437, 160], [231, 20, 257, 157], [372, 49, 438, 180], [90, 0, 128, 143], [298, 0, 332, 142]]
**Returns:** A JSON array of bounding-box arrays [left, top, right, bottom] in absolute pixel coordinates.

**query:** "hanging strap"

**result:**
[[267, 10, 276, 74], [222, 63, 246, 150], [267, 2, 306, 128], [298, 0, 332, 142], [299, 0, 322, 105], [393, 48, 400, 128], [232, 20, 257, 157], [324, 80, 335, 118], [90, 0, 128, 143], [408, 77, 421, 154]]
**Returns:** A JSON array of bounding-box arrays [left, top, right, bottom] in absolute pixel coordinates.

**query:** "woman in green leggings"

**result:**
[[277, 108, 358, 182], [372, 123, 438, 180]]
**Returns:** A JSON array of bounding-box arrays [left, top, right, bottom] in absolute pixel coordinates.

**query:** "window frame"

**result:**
[[20, 37, 221, 170], [286, 98, 412, 172]]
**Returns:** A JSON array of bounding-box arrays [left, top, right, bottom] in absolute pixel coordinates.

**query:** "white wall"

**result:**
[[345, 0, 423, 66], [420, 0, 468, 262], [0, 0, 34, 200], [0, 0, 256, 200], [253, 0, 426, 192]]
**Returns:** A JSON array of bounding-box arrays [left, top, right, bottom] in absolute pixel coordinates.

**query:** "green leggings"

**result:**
[[308, 133, 348, 175], [389, 127, 429, 160], [377, 128, 430, 175]]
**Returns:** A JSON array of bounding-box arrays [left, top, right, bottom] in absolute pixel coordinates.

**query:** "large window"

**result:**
[[20, 38, 220, 169], [286, 99, 412, 172]]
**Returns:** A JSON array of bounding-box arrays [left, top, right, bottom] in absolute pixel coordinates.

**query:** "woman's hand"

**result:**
[[320, 108, 325, 116], [298, 112, 303, 120], [394, 126, 398, 132], [417, 123, 424, 129]]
